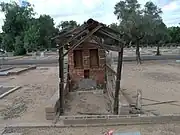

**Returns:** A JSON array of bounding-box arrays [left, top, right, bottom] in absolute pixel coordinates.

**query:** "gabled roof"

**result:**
[[52, 18, 124, 56]]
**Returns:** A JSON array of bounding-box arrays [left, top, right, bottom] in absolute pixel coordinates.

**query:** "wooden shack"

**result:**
[[53, 18, 125, 114]]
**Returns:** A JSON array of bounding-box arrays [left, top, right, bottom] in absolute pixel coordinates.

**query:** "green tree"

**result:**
[[0, 1, 57, 54], [58, 20, 79, 31], [38, 15, 56, 49], [109, 23, 121, 31], [143, 2, 169, 55], [114, 0, 166, 62], [1, 33, 14, 51], [114, 0, 146, 64], [168, 26, 180, 43], [0, 1, 34, 54], [24, 24, 40, 52], [14, 36, 26, 55]]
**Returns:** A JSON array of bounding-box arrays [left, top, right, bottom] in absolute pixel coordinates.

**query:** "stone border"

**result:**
[[61, 115, 180, 126], [9, 66, 36, 75], [0, 67, 14, 72], [45, 90, 59, 120], [69, 90, 104, 95], [45, 83, 67, 120], [0, 86, 21, 99], [0, 66, 36, 76]]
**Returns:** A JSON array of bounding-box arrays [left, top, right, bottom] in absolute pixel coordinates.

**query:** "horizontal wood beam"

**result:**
[[62, 30, 89, 48], [98, 29, 124, 44], [52, 23, 87, 40], [92, 36, 109, 52], [62, 25, 103, 57]]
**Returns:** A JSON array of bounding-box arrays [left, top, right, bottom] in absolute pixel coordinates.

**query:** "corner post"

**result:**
[[113, 46, 124, 114], [58, 46, 64, 115]]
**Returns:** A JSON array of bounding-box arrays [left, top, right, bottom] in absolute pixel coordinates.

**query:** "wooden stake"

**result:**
[[136, 89, 142, 110], [59, 47, 64, 115], [113, 47, 123, 114]]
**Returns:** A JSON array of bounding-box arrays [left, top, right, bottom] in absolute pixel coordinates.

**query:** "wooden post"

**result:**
[[113, 47, 123, 114], [136, 89, 142, 110], [59, 47, 64, 115]]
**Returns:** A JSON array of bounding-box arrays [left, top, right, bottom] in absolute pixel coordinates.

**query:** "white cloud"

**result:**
[[162, 1, 178, 11], [161, 0, 180, 26], [81, 0, 102, 9], [0, 0, 180, 31]]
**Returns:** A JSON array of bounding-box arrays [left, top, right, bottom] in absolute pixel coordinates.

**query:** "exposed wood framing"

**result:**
[[52, 23, 87, 40], [92, 36, 110, 52], [53, 18, 126, 115], [62, 25, 103, 57], [64, 30, 88, 47], [59, 47, 64, 114], [53, 19, 124, 51], [98, 29, 124, 44], [114, 46, 124, 114]]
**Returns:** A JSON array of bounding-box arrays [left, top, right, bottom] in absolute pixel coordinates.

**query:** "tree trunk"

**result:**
[[136, 42, 141, 64], [156, 44, 160, 56]]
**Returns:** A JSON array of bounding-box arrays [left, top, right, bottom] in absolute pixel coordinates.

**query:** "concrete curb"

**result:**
[[9, 66, 36, 75], [0, 86, 21, 99], [1, 115, 180, 129], [0, 66, 36, 76], [0, 128, 5, 135], [61, 115, 180, 126], [0, 67, 14, 72]]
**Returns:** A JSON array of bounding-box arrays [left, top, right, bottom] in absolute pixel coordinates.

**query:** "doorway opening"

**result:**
[[84, 70, 90, 78]]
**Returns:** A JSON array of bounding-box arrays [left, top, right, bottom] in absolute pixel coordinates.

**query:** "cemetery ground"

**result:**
[[0, 60, 180, 134], [2, 47, 180, 62]]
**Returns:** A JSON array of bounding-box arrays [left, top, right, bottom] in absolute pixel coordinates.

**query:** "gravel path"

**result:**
[[64, 92, 109, 115], [118, 61, 180, 115]]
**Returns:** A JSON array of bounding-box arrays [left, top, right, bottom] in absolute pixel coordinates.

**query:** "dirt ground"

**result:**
[[0, 66, 58, 124], [0, 61, 180, 134], [64, 91, 110, 115], [3, 123, 180, 135], [118, 61, 180, 115]]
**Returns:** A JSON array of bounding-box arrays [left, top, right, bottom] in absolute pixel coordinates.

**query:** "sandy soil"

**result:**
[[0, 61, 180, 135], [117, 61, 180, 115], [3, 123, 180, 135], [0, 67, 58, 124], [64, 91, 109, 115]]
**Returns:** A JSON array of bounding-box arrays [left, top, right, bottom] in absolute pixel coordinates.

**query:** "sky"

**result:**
[[0, 0, 180, 30]]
